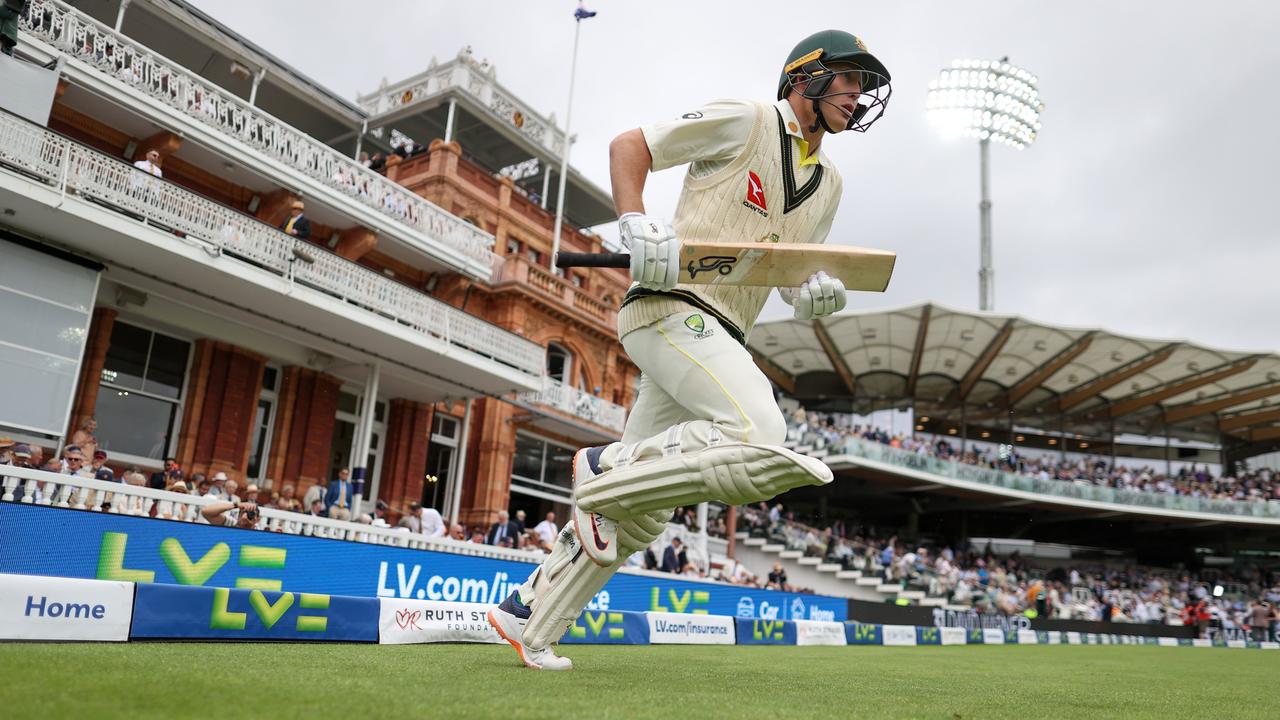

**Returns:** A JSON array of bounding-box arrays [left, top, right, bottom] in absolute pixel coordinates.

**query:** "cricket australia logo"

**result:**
[[743, 170, 769, 217], [683, 314, 715, 340]]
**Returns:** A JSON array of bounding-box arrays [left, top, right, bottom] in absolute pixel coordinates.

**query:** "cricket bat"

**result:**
[[556, 242, 896, 291]]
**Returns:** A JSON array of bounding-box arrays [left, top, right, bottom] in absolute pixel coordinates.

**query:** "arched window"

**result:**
[[546, 343, 572, 385]]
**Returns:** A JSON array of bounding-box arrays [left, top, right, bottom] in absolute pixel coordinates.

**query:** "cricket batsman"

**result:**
[[488, 29, 892, 669]]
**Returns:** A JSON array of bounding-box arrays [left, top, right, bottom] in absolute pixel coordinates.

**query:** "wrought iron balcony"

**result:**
[[0, 107, 545, 379], [516, 377, 627, 434], [19, 0, 499, 277]]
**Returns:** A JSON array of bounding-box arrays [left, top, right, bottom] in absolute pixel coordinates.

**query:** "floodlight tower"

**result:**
[[927, 58, 1043, 312]]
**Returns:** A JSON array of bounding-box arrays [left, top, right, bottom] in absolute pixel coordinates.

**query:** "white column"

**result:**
[[350, 362, 380, 517], [249, 68, 266, 107], [696, 502, 709, 568], [114, 0, 132, 31], [540, 163, 552, 209], [447, 398, 474, 525], [443, 98, 457, 144]]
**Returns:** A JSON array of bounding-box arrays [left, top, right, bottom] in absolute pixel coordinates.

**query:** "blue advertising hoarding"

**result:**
[[131, 582, 378, 641], [560, 609, 650, 645], [0, 503, 846, 621], [734, 618, 797, 646]]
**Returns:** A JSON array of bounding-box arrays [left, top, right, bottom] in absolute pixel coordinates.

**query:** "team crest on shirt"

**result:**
[[743, 170, 769, 217]]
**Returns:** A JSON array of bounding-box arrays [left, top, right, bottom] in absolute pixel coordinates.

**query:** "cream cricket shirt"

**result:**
[[619, 98, 843, 344]]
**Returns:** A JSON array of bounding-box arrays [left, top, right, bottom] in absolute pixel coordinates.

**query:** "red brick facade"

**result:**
[[265, 367, 341, 495], [378, 399, 434, 514], [66, 307, 118, 437], [175, 340, 267, 480]]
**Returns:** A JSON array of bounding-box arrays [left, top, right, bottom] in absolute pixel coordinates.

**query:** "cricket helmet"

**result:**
[[778, 30, 892, 133]]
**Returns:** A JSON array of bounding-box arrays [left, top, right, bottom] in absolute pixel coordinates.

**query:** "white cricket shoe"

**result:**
[[571, 445, 617, 567], [488, 591, 573, 671]]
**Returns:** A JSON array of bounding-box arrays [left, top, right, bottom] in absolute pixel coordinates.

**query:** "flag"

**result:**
[[574, 4, 597, 20]]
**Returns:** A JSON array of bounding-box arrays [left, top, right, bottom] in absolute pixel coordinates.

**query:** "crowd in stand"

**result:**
[[788, 410, 1280, 504]]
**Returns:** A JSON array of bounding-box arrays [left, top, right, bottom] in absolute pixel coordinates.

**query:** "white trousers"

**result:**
[[605, 308, 786, 467]]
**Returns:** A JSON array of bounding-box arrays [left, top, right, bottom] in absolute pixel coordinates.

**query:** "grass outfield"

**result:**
[[2, 643, 1276, 719]]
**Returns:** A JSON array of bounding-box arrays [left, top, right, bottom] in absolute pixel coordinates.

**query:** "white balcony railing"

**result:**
[[19, 0, 499, 276], [358, 50, 566, 159], [516, 378, 627, 434], [0, 465, 545, 561], [0, 107, 545, 379]]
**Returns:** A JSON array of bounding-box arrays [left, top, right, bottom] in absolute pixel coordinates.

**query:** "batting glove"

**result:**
[[788, 271, 847, 320], [619, 212, 680, 291]]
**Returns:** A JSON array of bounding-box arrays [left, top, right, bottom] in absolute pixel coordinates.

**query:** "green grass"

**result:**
[[1, 643, 1276, 719]]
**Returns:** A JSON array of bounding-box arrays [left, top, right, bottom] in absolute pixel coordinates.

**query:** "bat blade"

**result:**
[[678, 242, 895, 290]]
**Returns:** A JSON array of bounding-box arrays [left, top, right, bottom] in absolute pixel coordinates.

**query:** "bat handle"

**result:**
[[555, 252, 630, 269]]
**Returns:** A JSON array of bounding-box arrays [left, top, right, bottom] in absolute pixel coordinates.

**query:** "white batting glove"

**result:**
[[619, 212, 680, 291], [788, 271, 847, 320]]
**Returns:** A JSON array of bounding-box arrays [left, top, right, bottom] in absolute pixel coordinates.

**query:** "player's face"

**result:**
[[818, 67, 864, 132]]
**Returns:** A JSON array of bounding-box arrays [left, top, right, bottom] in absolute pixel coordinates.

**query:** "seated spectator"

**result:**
[[486, 510, 519, 548], [205, 471, 228, 499], [243, 483, 260, 505], [306, 498, 325, 517], [60, 446, 92, 478], [272, 483, 299, 512], [448, 523, 466, 541], [194, 476, 211, 497], [0, 437, 13, 465], [358, 151, 371, 168], [467, 528, 487, 544], [280, 199, 311, 239], [149, 458, 182, 490], [767, 563, 789, 591], [324, 469, 353, 520], [223, 479, 241, 504], [302, 477, 326, 511]]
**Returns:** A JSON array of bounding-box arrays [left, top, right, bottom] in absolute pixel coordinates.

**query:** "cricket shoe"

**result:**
[[487, 591, 572, 671], [571, 446, 617, 567]]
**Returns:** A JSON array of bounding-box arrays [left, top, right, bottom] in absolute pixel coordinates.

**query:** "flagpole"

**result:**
[[550, 13, 584, 271]]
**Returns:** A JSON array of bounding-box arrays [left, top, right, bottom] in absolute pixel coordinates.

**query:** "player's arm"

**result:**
[[610, 99, 756, 291], [778, 176, 845, 319]]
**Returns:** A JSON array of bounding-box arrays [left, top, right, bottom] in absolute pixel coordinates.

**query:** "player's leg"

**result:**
[[490, 374, 688, 668], [573, 310, 831, 558]]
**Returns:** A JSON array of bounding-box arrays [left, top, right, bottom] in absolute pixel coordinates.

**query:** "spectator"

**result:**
[[223, 479, 241, 504], [280, 199, 311, 239], [398, 502, 424, 533], [420, 503, 446, 538], [468, 528, 487, 544], [369, 152, 386, 172], [90, 450, 115, 482], [513, 509, 527, 534], [133, 149, 162, 178], [274, 483, 300, 512], [1251, 601, 1274, 642], [0, 436, 14, 465], [325, 468, 353, 520], [205, 471, 228, 499], [767, 563, 788, 591], [243, 484, 260, 505], [149, 458, 182, 490], [60, 446, 92, 478], [9, 444, 32, 468], [661, 537, 684, 574], [27, 445, 44, 471], [532, 511, 558, 549], [201, 500, 260, 529], [486, 510, 519, 547], [302, 477, 326, 511], [70, 417, 99, 460], [448, 523, 466, 541], [357, 151, 371, 168], [643, 546, 659, 571], [306, 498, 325, 517], [370, 500, 390, 526], [194, 477, 211, 497]]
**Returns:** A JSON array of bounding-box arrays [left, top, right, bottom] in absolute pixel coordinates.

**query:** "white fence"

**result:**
[[0, 465, 543, 561], [19, 0, 498, 275], [0, 107, 545, 378]]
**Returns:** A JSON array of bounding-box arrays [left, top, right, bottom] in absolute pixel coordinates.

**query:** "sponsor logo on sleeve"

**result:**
[[1, 573, 133, 641]]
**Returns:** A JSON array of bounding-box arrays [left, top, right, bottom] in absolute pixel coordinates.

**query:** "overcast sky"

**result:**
[[192, 0, 1279, 351]]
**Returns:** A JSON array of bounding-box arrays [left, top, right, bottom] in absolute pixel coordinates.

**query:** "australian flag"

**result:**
[[574, 4, 597, 20]]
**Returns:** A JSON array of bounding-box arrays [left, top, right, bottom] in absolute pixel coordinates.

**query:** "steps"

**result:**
[[896, 590, 926, 601], [797, 557, 822, 566], [918, 597, 947, 607], [836, 570, 862, 580], [779, 550, 804, 560], [876, 583, 902, 593], [856, 577, 882, 586], [817, 563, 842, 573]]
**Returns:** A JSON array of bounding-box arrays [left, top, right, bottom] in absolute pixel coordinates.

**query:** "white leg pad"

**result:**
[[575, 442, 832, 519], [520, 510, 670, 649]]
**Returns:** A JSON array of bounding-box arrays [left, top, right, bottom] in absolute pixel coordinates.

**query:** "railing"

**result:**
[[358, 51, 566, 158], [19, 0, 498, 275], [495, 254, 619, 328], [0, 107, 545, 378], [516, 377, 627, 434], [0, 465, 544, 561], [833, 436, 1280, 521]]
